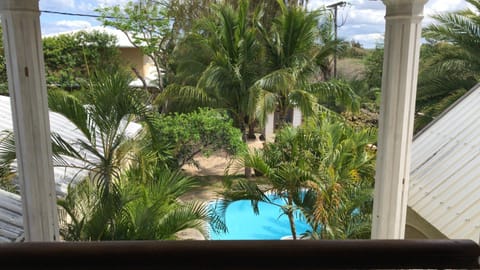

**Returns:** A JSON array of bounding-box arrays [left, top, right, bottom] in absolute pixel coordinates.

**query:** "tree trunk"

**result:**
[[131, 67, 147, 91], [287, 196, 297, 240], [247, 122, 256, 140], [241, 126, 252, 178], [287, 212, 297, 240]]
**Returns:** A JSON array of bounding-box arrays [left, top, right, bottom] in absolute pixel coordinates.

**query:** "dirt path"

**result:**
[[180, 135, 265, 202]]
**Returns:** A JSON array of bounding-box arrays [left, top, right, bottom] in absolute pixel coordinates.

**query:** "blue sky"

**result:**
[[39, 0, 470, 48]]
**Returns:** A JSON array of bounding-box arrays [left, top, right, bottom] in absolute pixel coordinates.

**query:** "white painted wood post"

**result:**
[[371, 0, 428, 239], [292, 107, 302, 127], [263, 112, 275, 142], [0, 0, 59, 241]]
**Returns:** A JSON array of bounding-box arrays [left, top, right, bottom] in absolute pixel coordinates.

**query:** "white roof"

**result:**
[[43, 26, 136, 48], [409, 83, 480, 242], [0, 189, 23, 243], [0, 95, 142, 242]]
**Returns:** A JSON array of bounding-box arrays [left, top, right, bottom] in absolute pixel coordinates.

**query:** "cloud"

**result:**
[[40, 0, 75, 10], [55, 20, 92, 28], [42, 20, 92, 35], [309, 0, 470, 48], [95, 0, 131, 8]]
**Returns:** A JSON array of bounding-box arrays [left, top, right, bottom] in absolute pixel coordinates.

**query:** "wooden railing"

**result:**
[[0, 239, 478, 269]]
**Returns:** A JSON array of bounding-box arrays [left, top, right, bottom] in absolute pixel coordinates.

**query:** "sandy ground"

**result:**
[[179, 135, 265, 202], [176, 135, 265, 240], [181, 135, 265, 177]]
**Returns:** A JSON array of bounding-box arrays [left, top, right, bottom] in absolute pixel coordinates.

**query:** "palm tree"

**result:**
[[158, 0, 262, 139], [297, 117, 375, 239], [221, 145, 313, 239], [0, 71, 150, 194], [416, 0, 480, 132], [253, 1, 357, 127], [220, 114, 376, 240], [47, 70, 149, 195], [58, 166, 226, 240]]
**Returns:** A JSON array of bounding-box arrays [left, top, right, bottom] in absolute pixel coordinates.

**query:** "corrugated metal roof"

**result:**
[[0, 189, 23, 243], [409, 83, 480, 242], [0, 95, 142, 242]]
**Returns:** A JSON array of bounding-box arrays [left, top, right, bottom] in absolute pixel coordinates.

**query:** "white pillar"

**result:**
[[292, 107, 302, 127], [371, 0, 427, 239], [263, 112, 275, 142], [0, 0, 59, 241]]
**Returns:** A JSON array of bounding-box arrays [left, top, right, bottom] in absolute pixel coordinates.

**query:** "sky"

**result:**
[[39, 0, 471, 48]]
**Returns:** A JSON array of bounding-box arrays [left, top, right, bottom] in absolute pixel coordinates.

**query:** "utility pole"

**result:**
[[327, 1, 346, 79]]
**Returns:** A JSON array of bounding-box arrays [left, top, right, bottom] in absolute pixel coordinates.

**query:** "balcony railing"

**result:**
[[0, 239, 478, 269]]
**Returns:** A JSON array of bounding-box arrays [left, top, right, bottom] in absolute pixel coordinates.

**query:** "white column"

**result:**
[[0, 0, 59, 241], [263, 112, 275, 142], [291, 107, 302, 127], [371, 0, 428, 239]]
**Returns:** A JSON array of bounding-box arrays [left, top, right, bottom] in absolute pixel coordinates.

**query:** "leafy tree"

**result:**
[[149, 108, 246, 168], [363, 46, 384, 91], [167, 0, 217, 37], [159, 0, 264, 139], [416, 0, 480, 132], [43, 30, 122, 91], [254, 1, 357, 126], [97, 0, 173, 94], [221, 114, 376, 240]]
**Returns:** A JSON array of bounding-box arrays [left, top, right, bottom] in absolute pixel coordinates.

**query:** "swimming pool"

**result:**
[[209, 195, 312, 240]]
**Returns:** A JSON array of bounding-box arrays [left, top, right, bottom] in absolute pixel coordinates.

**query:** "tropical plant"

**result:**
[[297, 117, 375, 239], [46, 70, 149, 195], [0, 130, 16, 193], [43, 30, 122, 91], [159, 0, 263, 139], [97, 0, 175, 94], [253, 1, 357, 127], [149, 108, 246, 169], [58, 167, 226, 240], [362, 45, 384, 91], [416, 0, 480, 132], [220, 114, 376, 239]]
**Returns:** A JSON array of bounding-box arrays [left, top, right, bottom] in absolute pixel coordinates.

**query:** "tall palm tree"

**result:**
[[253, 1, 357, 127], [416, 0, 480, 131], [158, 0, 262, 138]]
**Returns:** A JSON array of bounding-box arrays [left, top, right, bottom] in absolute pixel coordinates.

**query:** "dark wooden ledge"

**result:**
[[0, 239, 478, 269]]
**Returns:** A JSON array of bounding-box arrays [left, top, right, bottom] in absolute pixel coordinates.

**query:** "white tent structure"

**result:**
[[0, 0, 431, 241]]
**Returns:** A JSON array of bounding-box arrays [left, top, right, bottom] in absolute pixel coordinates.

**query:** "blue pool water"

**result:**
[[209, 196, 312, 240]]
